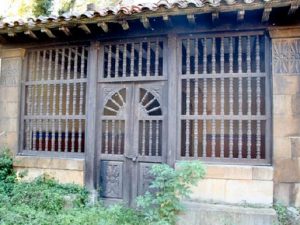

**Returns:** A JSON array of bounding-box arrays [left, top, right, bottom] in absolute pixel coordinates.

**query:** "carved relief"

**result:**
[[273, 39, 300, 74], [0, 58, 22, 87], [100, 161, 123, 198], [139, 164, 156, 195]]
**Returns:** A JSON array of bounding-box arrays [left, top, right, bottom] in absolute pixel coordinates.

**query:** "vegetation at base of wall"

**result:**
[[0, 151, 205, 225]]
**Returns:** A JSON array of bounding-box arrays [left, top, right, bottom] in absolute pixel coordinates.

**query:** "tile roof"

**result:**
[[0, 0, 293, 33]]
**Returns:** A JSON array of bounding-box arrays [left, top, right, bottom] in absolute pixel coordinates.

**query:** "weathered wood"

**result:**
[[98, 22, 109, 32], [59, 26, 71, 36], [41, 28, 55, 38], [79, 24, 91, 34]]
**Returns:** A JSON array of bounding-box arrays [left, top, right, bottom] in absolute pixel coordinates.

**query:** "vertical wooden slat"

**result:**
[[195, 38, 198, 74], [130, 43, 134, 77], [146, 42, 151, 77], [256, 36, 261, 159], [111, 120, 115, 154], [186, 39, 190, 75], [39, 50, 46, 150], [141, 120, 146, 156], [105, 120, 109, 154], [107, 45, 112, 78], [45, 50, 52, 151], [211, 38, 216, 158], [64, 48, 72, 152], [203, 38, 207, 157], [155, 39, 159, 77], [220, 38, 225, 158], [247, 36, 252, 159], [155, 120, 159, 156], [115, 44, 119, 77], [149, 120, 153, 156], [238, 37, 243, 158], [194, 78, 199, 158], [122, 43, 127, 78], [51, 49, 59, 152], [72, 47, 78, 152], [118, 120, 122, 154], [32, 52, 40, 151], [185, 78, 190, 157], [78, 47, 85, 153], [138, 42, 143, 77], [58, 48, 65, 152]]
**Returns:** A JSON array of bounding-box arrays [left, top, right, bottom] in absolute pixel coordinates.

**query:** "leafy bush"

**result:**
[[0, 148, 16, 194], [137, 161, 206, 225], [33, 0, 53, 17]]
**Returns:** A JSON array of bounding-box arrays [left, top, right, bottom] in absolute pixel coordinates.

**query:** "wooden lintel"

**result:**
[[187, 14, 196, 26], [141, 17, 151, 29], [262, 6, 272, 22], [41, 28, 56, 38], [237, 10, 245, 22], [78, 24, 91, 34], [163, 15, 173, 27], [97, 22, 108, 33], [24, 30, 38, 39], [212, 12, 219, 23], [59, 26, 71, 36], [119, 20, 129, 30], [289, 0, 300, 15]]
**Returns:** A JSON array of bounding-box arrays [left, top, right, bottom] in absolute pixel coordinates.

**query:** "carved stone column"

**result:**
[[0, 48, 25, 154], [270, 27, 300, 207]]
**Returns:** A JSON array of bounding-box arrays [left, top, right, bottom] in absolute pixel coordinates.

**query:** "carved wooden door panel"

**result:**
[[98, 82, 166, 205]]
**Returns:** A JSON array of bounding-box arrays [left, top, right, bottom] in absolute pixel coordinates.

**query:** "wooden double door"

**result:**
[[98, 81, 167, 205]]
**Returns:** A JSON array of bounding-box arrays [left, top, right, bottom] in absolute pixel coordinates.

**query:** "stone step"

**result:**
[[177, 202, 277, 225]]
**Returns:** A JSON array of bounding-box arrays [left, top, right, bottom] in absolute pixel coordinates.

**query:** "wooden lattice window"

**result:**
[[22, 46, 88, 155], [179, 32, 270, 164], [101, 38, 165, 82]]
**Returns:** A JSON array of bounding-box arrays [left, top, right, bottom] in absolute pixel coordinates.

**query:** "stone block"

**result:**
[[5, 132, 18, 154], [252, 167, 274, 181], [273, 116, 300, 138], [273, 136, 292, 159], [292, 94, 300, 116], [14, 156, 84, 171], [293, 183, 300, 207], [0, 87, 19, 102], [206, 164, 252, 180], [274, 183, 292, 205], [15, 167, 84, 186], [273, 95, 292, 116], [225, 180, 273, 205], [273, 75, 300, 95], [0, 118, 18, 132], [291, 137, 300, 158], [189, 179, 226, 203], [178, 202, 277, 225], [274, 158, 300, 183]]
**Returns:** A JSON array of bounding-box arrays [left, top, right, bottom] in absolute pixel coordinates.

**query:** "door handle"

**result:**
[[125, 155, 138, 162]]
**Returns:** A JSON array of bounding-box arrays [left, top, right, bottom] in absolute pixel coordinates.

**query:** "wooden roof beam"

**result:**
[[41, 28, 55, 38], [237, 10, 245, 22], [78, 24, 91, 34], [163, 15, 173, 27], [97, 22, 108, 32], [262, 5, 272, 22], [119, 20, 129, 30], [289, 0, 300, 15], [141, 17, 151, 29], [59, 26, 71, 36], [24, 30, 38, 39], [7, 29, 15, 37], [212, 12, 219, 23], [187, 14, 196, 26]]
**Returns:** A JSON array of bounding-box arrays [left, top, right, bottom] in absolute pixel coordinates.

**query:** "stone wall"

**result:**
[[0, 48, 24, 155], [271, 27, 300, 207]]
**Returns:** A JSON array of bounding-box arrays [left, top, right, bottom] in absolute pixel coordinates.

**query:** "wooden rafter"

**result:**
[[98, 22, 109, 33], [163, 15, 173, 27], [212, 12, 219, 23], [41, 28, 55, 38], [59, 26, 71, 36], [289, 0, 300, 15], [141, 17, 151, 29], [78, 24, 91, 34], [262, 3, 272, 22], [119, 20, 129, 30], [24, 30, 38, 39], [237, 10, 245, 22], [7, 29, 15, 37], [187, 14, 196, 26]]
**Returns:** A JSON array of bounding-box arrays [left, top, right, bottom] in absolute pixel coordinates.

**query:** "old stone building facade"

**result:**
[[0, 0, 300, 224]]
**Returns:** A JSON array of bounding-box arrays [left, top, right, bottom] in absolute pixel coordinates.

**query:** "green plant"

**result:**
[[137, 161, 206, 225], [58, 0, 76, 15], [274, 203, 289, 225], [0, 148, 16, 194], [32, 0, 53, 17]]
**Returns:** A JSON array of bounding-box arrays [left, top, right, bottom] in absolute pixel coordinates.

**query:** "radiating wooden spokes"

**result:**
[[104, 88, 126, 116], [139, 88, 162, 116]]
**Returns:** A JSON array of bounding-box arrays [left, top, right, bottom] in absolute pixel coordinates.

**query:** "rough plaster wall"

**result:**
[[0, 50, 23, 155], [272, 38, 300, 207]]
